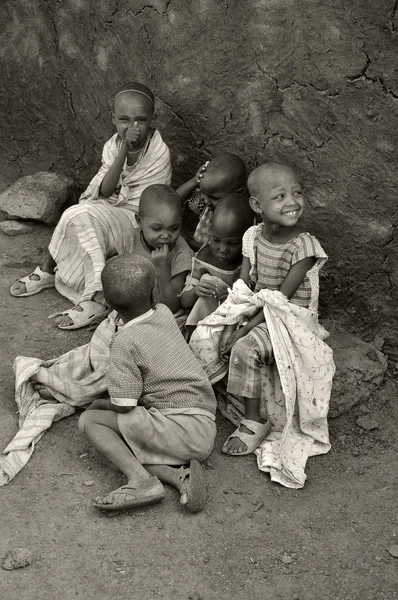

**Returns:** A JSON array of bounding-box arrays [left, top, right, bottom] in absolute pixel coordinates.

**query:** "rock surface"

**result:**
[[329, 325, 388, 418], [0, 1, 397, 356], [0, 172, 74, 225], [0, 220, 34, 236]]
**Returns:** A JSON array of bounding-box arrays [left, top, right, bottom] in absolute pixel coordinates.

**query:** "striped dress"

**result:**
[[227, 225, 325, 399], [49, 130, 171, 306]]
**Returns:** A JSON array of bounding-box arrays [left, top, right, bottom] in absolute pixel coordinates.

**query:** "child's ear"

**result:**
[[150, 285, 158, 306], [249, 196, 263, 215], [111, 112, 116, 126], [136, 214, 142, 228]]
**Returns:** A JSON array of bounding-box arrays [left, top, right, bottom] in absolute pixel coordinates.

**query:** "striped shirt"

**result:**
[[107, 304, 216, 416], [243, 226, 320, 308]]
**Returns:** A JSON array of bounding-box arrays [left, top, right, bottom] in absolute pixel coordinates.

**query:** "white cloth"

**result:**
[[190, 280, 335, 489]]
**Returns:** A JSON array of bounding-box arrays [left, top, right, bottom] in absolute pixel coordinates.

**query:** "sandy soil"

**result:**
[[0, 226, 397, 600]]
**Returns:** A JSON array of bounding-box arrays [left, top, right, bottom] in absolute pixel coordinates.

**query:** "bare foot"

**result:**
[[33, 383, 55, 401], [222, 418, 271, 455]]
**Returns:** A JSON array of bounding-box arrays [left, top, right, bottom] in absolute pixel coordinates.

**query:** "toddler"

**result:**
[[177, 153, 247, 250], [78, 253, 217, 512], [180, 193, 254, 332], [11, 83, 171, 330]]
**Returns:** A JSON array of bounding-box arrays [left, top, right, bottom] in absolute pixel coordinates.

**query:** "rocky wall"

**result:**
[[1, 0, 397, 357]]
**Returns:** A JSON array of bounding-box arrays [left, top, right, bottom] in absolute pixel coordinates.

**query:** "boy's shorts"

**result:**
[[117, 406, 216, 465]]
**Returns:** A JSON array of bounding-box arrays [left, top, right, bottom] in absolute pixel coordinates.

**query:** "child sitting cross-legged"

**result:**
[[78, 253, 217, 513], [180, 193, 255, 336], [177, 153, 247, 251]]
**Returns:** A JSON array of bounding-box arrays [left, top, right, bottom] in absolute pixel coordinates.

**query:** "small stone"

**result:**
[[356, 416, 379, 431], [359, 405, 370, 414], [374, 556, 383, 562], [188, 593, 203, 600], [84, 480, 94, 486], [281, 553, 293, 564], [0, 221, 34, 236], [387, 545, 398, 558], [2, 547, 33, 570]]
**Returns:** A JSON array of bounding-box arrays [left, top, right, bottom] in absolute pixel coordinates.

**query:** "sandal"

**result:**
[[222, 418, 271, 456], [93, 477, 165, 511], [10, 266, 55, 297], [48, 300, 108, 330], [177, 459, 207, 513]]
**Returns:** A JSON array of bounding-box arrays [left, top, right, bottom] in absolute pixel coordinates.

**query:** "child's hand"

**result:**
[[195, 161, 209, 183], [194, 278, 218, 298], [219, 325, 245, 359], [151, 244, 171, 273], [124, 122, 140, 149]]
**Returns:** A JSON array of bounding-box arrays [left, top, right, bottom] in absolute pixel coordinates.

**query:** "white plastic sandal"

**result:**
[[222, 418, 271, 456], [10, 266, 55, 297]]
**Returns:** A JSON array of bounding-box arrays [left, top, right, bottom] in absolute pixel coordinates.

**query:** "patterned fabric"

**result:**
[[182, 245, 241, 326], [228, 324, 273, 398], [243, 226, 325, 309], [0, 246, 193, 485], [49, 130, 171, 305], [108, 304, 216, 415], [186, 189, 205, 215], [190, 280, 334, 489]]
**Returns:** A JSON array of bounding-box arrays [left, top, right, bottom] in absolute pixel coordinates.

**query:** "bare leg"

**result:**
[[78, 409, 165, 510], [78, 409, 151, 485]]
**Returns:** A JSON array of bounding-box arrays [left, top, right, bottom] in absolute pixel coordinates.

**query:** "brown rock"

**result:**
[[328, 325, 387, 418], [0, 220, 34, 236], [0, 172, 75, 225]]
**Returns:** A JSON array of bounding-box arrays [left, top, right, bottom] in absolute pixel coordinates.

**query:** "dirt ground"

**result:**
[[0, 225, 397, 600]]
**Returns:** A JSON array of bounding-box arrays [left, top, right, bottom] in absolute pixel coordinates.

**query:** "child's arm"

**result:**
[[100, 125, 140, 198], [239, 256, 251, 286], [176, 162, 208, 203], [151, 245, 187, 313], [222, 256, 317, 355], [184, 236, 202, 252]]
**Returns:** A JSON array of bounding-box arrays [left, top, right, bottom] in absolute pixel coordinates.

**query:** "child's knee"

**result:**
[[78, 409, 92, 434]]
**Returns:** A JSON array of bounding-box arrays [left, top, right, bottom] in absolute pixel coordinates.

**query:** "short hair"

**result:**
[[113, 82, 155, 112], [248, 162, 296, 197], [101, 253, 155, 311], [212, 193, 254, 236], [139, 184, 182, 218], [206, 153, 247, 191]]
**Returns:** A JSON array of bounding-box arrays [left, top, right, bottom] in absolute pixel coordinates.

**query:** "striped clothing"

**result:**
[[108, 304, 216, 416], [49, 130, 171, 306], [243, 225, 319, 308], [228, 226, 327, 399]]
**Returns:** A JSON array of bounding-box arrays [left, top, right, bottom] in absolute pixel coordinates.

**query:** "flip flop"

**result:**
[[48, 300, 108, 330], [93, 476, 165, 511], [222, 418, 271, 456], [178, 459, 207, 513], [10, 266, 55, 297]]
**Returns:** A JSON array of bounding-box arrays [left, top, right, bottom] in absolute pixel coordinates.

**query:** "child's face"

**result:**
[[209, 215, 243, 264], [138, 204, 181, 250], [251, 170, 304, 227], [113, 93, 153, 149], [199, 172, 227, 208]]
